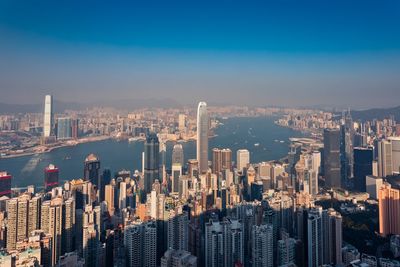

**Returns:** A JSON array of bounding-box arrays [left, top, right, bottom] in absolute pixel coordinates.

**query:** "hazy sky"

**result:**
[[1, 1, 400, 109]]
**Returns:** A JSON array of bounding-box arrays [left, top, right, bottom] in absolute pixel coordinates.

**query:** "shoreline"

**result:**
[[1, 115, 294, 161], [0, 135, 112, 160], [3, 116, 297, 188]]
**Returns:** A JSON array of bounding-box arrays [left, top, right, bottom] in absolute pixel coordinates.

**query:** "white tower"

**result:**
[[43, 94, 53, 137], [196, 102, 208, 174]]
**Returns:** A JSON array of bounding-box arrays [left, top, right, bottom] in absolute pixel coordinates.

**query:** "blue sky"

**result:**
[[1, 0, 399, 108]]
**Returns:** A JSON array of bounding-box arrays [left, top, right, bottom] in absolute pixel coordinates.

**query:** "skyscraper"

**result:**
[[196, 102, 209, 174], [212, 148, 232, 174], [118, 181, 127, 210], [5, 198, 18, 250], [57, 117, 72, 140], [71, 118, 79, 139], [28, 196, 41, 238], [187, 159, 199, 178], [178, 114, 186, 132], [212, 148, 222, 174], [100, 168, 111, 201], [172, 144, 184, 167], [167, 208, 189, 251], [84, 154, 101, 189], [277, 237, 296, 266], [144, 133, 160, 194], [325, 209, 343, 266], [379, 183, 400, 236], [43, 94, 53, 137], [44, 164, 59, 192], [388, 137, 400, 174], [0, 171, 12, 197], [252, 224, 274, 267], [378, 140, 393, 177], [171, 164, 182, 193], [5, 194, 41, 251], [237, 149, 250, 172], [340, 110, 354, 186], [105, 184, 115, 215], [41, 198, 63, 266], [82, 205, 101, 267], [125, 220, 157, 267], [62, 198, 75, 255], [205, 218, 243, 267], [323, 129, 341, 188], [307, 209, 323, 267], [353, 147, 373, 192], [160, 141, 167, 168]]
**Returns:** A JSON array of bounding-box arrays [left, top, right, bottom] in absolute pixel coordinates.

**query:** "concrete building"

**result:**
[[205, 218, 243, 267], [379, 183, 400, 236], [378, 140, 393, 177], [307, 209, 323, 267], [125, 220, 157, 267], [167, 207, 189, 251], [237, 149, 250, 172], [389, 137, 400, 174], [41, 198, 63, 266], [366, 175, 383, 199], [252, 224, 273, 267], [160, 249, 197, 267], [277, 237, 296, 267]]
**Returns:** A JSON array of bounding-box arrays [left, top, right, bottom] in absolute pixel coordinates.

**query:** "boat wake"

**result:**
[[22, 156, 41, 173]]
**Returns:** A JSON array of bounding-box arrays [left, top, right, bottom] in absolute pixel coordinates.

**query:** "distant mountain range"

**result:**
[[0, 98, 182, 114], [349, 106, 400, 121], [1, 100, 399, 121], [0, 101, 84, 114]]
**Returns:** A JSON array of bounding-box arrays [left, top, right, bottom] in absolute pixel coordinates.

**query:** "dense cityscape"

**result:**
[[2, 1, 400, 267], [0, 94, 399, 267]]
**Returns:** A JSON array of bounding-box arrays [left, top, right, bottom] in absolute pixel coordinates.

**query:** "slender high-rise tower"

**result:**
[[196, 102, 209, 174], [43, 94, 53, 137], [237, 149, 250, 172], [378, 140, 393, 177], [353, 147, 373, 192], [144, 133, 160, 194], [84, 154, 101, 189], [324, 129, 341, 188]]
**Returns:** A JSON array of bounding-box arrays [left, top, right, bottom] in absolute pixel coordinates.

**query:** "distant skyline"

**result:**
[[1, 1, 400, 109]]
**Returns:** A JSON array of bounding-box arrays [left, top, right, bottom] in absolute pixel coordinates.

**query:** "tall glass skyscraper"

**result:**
[[57, 117, 72, 140], [353, 147, 373, 192], [43, 94, 53, 137], [144, 133, 160, 194], [196, 102, 209, 174], [324, 129, 341, 188], [84, 154, 101, 188]]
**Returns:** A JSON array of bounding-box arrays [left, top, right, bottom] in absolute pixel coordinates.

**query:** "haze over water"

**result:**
[[0, 117, 303, 188]]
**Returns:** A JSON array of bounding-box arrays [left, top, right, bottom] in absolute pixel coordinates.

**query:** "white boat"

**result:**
[[254, 143, 260, 147]]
